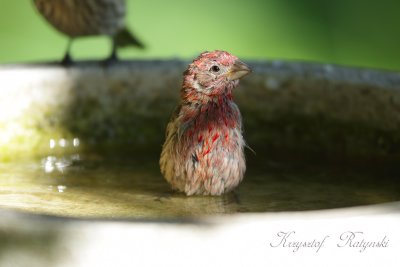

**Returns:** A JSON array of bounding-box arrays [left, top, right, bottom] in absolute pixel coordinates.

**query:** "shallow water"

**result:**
[[0, 151, 399, 219]]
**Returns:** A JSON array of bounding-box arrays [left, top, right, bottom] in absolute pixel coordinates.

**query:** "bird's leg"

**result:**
[[103, 37, 119, 66], [61, 39, 73, 66]]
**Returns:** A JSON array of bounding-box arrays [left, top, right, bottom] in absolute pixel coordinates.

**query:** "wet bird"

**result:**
[[33, 0, 144, 64], [160, 50, 251, 196]]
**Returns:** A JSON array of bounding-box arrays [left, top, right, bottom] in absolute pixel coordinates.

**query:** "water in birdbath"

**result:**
[[1, 147, 399, 219]]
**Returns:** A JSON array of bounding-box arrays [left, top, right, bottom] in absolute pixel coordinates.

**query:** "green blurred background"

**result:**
[[0, 0, 399, 71]]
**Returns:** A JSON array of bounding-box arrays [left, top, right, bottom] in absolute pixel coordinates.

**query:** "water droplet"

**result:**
[[42, 156, 57, 173], [49, 139, 56, 149], [71, 154, 81, 162], [57, 185, 67, 193], [55, 157, 72, 173], [73, 138, 80, 147], [59, 138, 68, 147]]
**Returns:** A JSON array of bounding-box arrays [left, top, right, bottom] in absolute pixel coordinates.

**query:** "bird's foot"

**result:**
[[102, 52, 119, 67], [61, 53, 73, 67]]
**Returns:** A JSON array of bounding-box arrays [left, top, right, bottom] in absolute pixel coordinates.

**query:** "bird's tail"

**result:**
[[115, 27, 144, 49]]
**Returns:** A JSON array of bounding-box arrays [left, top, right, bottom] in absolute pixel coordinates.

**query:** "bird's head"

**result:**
[[182, 50, 251, 102]]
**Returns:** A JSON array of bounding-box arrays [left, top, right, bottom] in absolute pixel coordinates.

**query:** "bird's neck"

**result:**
[[179, 89, 239, 131], [181, 80, 236, 105]]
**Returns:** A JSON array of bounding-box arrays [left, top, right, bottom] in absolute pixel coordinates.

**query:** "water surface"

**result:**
[[0, 152, 399, 219]]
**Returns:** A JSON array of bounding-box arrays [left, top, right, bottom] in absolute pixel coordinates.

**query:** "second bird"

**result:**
[[33, 0, 144, 64]]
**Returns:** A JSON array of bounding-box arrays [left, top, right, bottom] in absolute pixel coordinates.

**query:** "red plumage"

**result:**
[[160, 50, 251, 195]]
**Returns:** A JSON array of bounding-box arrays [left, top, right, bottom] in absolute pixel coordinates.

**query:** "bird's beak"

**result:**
[[228, 60, 251, 80]]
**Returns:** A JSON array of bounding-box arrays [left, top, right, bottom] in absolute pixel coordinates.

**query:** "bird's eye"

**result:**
[[210, 65, 220, 73]]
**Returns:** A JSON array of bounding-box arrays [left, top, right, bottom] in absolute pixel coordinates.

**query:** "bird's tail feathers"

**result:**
[[115, 27, 144, 49]]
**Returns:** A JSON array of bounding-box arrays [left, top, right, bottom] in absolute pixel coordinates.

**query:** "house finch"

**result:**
[[160, 50, 251, 196], [33, 0, 144, 64]]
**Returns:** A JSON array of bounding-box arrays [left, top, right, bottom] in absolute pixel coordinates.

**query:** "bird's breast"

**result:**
[[180, 101, 243, 160]]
